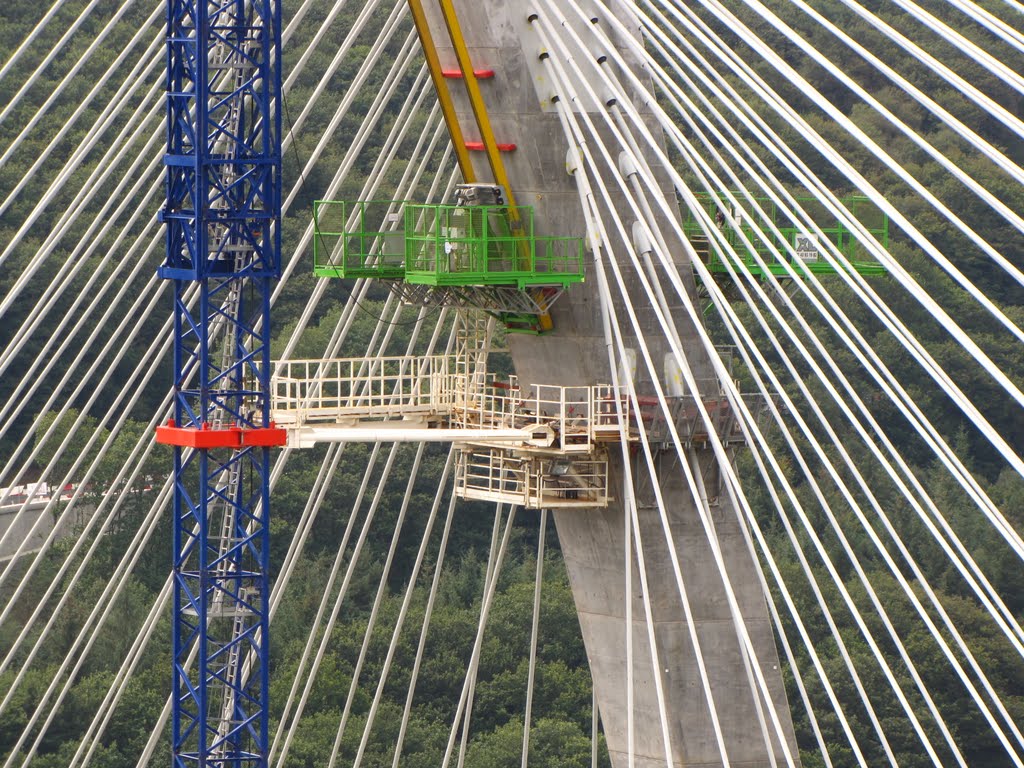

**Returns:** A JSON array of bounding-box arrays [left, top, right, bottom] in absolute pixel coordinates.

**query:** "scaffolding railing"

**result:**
[[456, 447, 610, 508], [683, 192, 888, 278], [272, 358, 767, 450], [271, 354, 476, 425], [403, 203, 584, 288]]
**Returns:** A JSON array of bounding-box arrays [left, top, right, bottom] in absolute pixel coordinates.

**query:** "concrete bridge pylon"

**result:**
[[421, 2, 800, 765]]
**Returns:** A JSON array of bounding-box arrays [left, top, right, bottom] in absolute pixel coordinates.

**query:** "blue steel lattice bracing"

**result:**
[[158, 0, 283, 765]]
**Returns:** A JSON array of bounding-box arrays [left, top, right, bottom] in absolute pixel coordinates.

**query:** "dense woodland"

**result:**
[[2, 0, 1024, 766]]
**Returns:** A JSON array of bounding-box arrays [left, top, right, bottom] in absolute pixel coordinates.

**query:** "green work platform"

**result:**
[[682, 193, 888, 280], [313, 200, 585, 289], [313, 200, 407, 279]]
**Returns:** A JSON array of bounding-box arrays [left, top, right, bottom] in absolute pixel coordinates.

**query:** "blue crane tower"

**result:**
[[155, 0, 284, 764]]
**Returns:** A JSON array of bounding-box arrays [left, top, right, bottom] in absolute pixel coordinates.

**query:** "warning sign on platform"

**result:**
[[793, 234, 819, 262]]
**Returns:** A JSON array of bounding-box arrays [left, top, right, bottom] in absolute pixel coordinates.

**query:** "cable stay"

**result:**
[[5, 2, 1024, 768]]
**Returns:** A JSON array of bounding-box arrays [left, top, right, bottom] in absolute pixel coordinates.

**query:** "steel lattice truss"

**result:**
[[159, 0, 282, 765]]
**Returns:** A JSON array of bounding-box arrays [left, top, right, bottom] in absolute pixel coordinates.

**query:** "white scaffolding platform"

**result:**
[[271, 351, 764, 508], [455, 447, 610, 509]]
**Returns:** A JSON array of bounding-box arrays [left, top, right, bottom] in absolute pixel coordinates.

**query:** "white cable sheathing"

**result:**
[[532, 16, 799, 761], [0, 6, 162, 213], [621, 0, 1024, 550], [834, 0, 1024, 116], [544, 7, 958, 765], [593, 6, 1024, 765], [264, 123, 452, 761], [439, 505, 519, 768], [651, 0, 1024, 376], [657, 86, 1024, 747], [455, 507, 505, 768], [325, 320, 445, 768], [609, 0, 1024, 662], [552, 90, 738, 765], [943, 0, 1024, 53], [536, 6, 1024, 765], [0, 68, 163, 309], [732, 0, 1024, 256], [520, 509, 547, 768], [0, 334, 174, 687], [0, 4, 440, 765], [5, 1, 1024, 766], [0, 0, 420, 533], [622, 10, 1015, 757], [0, 276, 171, 569], [0, 1, 70, 84], [350, 450, 456, 767], [536, 1, 847, 753], [0, 0, 138, 127]]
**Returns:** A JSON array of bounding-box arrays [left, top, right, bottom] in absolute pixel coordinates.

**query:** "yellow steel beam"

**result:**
[[425, 0, 554, 331], [406, 0, 476, 182], [436, 0, 553, 330], [435, 0, 518, 212]]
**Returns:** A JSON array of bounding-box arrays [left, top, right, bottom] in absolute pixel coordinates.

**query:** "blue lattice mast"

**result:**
[[156, 0, 284, 765]]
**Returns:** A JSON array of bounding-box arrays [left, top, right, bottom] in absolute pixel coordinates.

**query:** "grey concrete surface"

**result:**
[[423, 2, 799, 765], [0, 498, 82, 562]]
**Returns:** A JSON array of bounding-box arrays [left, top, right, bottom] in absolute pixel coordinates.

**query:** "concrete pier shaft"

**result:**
[[421, 2, 799, 764]]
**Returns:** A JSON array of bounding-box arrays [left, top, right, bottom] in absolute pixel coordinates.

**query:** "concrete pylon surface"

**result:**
[[422, 2, 799, 765]]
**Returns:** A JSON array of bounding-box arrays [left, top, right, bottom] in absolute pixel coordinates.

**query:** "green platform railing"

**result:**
[[683, 193, 889, 279], [403, 204, 584, 289], [313, 200, 585, 289], [313, 200, 407, 279]]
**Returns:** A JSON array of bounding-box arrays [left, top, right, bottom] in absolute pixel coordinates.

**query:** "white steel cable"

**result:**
[[322, 330, 445, 768], [282, 0, 389, 141], [349, 450, 456, 768], [610, 107, 1017, 768], [561, 6, 1024, 753], [68, 576, 173, 768], [271, 301, 452, 765], [9, 483, 172, 768], [389, 489, 460, 768], [0, 275, 169, 568], [0, 59, 163, 298], [944, 0, 1024, 54], [626, 24, 1024, 663], [558, 112, 792, 768], [281, 2, 413, 212], [623, 0, 1024, 534], [0, 0, 417, 505], [0, 4, 161, 200], [319, 442, 409, 768], [657, 0, 1024, 366], [540, 15, 917, 761], [733, 0, 1024, 257], [783, 0, 1024, 208], [0, 22, 436, 733], [534, 13, 813, 760], [0, 0, 130, 126], [553, 84, 738, 764], [455, 505, 505, 768], [0, 1, 68, 84], [520, 509, 546, 768], [2, 4, 444, 765], [655, 76, 1024, 663], [622, 33, 1024, 605], [0, 347, 173, 685], [8, 3, 1024, 765], [871, 0, 1024, 95], [439, 505, 518, 768], [0, 130, 165, 382]]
